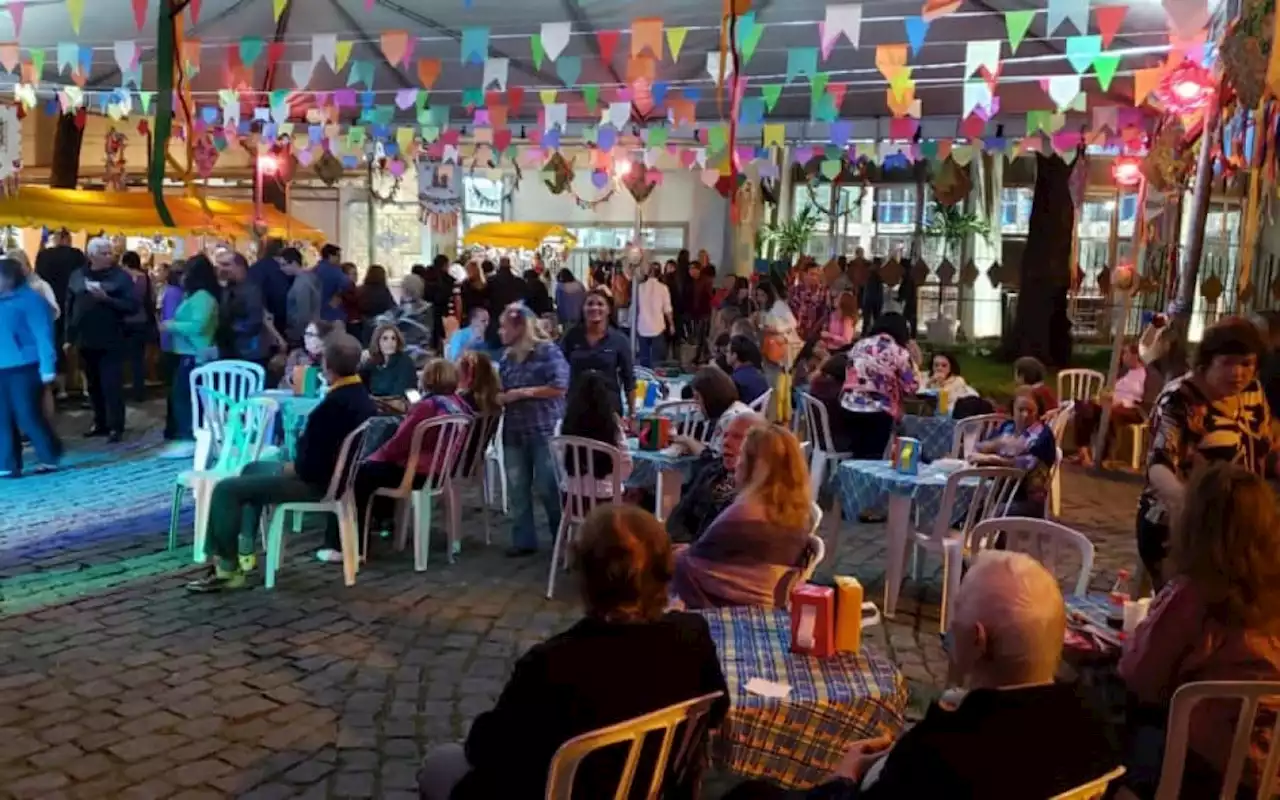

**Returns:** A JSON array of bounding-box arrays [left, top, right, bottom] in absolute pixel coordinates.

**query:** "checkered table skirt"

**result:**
[[836, 459, 977, 530], [696, 606, 908, 789], [899, 414, 956, 462], [626, 448, 699, 489]]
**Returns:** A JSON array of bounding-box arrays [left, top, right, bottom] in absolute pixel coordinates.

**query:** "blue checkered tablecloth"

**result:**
[[835, 460, 978, 531], [696, 606, 908, 789], [626, 445, 700, 488], [899, 414, 955, 462]]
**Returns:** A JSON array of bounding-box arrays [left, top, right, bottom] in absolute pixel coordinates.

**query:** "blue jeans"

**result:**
[[0, 365, 62, 473], [170, 356, 197, 441], [503, 433, 561, 550], [638, 335, 665, 368]]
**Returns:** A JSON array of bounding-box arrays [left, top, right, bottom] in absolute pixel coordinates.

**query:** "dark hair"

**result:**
[[574, 504, 673, 622], [432, 254, 449, 270], [562, 371, 622, 479], [0, 256, 26, 288], [691, 365, 740, 420], [729, 335, 763, 369], [581, 287, 614, 321], [232, 253, 250, 272], [1013, 356, 1047, 386], [482, 259, 496, 275], [821, 353, 848, 381], [260, 238, 284, 260], [339, 261, 357, 278], [522, 269, 540, 284], [280, 247, 302, 266], [755, 281, 779, 307], [182, 255, 220, 297], [872, 312, 911, 347], [714, 333, 730, 348], [364, 264, 388, 286], [1195, 316, 1266, 371], [322, 332, 363, 378], [320, 244, 342, 261], [557, 268, 575, 283], [121, 251, 142, 271], [932, 351, 961, 377], [702, 264, 716, 278]]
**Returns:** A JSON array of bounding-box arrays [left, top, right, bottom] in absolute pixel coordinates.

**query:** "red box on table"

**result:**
[[636, 415, 671, 451], [789, 584, 835, 658]]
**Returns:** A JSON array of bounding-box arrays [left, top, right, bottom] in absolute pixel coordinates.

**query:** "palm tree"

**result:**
[[925, 204, 992, 263], [760, 206, 820, 263]]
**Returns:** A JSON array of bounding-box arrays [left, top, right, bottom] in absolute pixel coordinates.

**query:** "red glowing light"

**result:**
[[1112, 156, 1142, 187], [1172, 80, 1201, 100], [258, 154, 281, 175], [1151, 61, 1214, 116]]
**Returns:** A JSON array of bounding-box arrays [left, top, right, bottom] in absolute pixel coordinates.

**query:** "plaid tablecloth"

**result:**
[[626, 446, 700, 488], [696, 606, 908, 789], [899, 414, 955, 462], [835, 460, 977, 530]]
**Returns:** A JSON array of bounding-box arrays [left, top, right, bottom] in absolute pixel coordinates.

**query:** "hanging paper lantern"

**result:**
[[1152, 61, 1215, 117], [1112, 155, 1143, 187]]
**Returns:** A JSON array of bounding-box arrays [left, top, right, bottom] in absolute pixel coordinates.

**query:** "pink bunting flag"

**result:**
[[364, 0, 374, 9], [132, 0, 148, 32], [381, 31, 410, 67], [8, 1, 23, 38], [189, 0, 201, 23]]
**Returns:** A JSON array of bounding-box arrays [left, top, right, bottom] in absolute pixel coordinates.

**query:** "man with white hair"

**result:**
[[727, 552, 1119, 799], [64, 236, 137, 442]]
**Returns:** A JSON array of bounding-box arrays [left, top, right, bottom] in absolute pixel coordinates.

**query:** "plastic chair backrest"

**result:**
[[634, 366, 658, 383], [545, 691, 724, 800], [197, 386, 236, 457], [928, 466, 1024, 542], [1157, 681, 1280, 800], [949, 413, 1010, 459], [800, 392, 846, 455], [398, 414, 473, 494], [1048, 400, 1075, 443], [748, 389, 773, 415], [321, 420, 372, 502], [1049, 766, 1126, 800], [191, 360, 265, 431], [1057, 369, 1105, 403], [969, 516, 1096, 597], [212, 396, 280, 474], [454, 412, 501, 480], [549, 435, 624, 522], [653, 400, 711, 443]]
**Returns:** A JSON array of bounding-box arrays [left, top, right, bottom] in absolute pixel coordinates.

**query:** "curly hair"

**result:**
[[574, 505, 673, 623], [738, 425, 812, 532], [1172, 462, 1280, 631], [366, 323, 405, 367]]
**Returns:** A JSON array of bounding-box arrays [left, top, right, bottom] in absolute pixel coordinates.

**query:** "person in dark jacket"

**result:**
[[484, 257, 527, 347], [417, 504, 729, 800], [356, 264, 397, 322], [423, 254, 456, 350], [36, 229, 84, 399], [188, 332, 376, 592], [215, 249, 267, 364], [119, 250, 156, 401], [523, 269, 554, 317], [65, 237, 139, 442], [560, 289, 634, 415], [315, 243, 353, 324], [247, 238, 292, 340], [727, 335, 770, 405], [360, 323, 418, 397]]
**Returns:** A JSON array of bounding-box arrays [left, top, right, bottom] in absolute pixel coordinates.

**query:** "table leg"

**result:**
[[656, 468, 682, 522], [882, 493, 912, 619]]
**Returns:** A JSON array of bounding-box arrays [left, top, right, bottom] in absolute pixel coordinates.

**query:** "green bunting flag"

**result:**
[[1004, 10, 1034, 53]]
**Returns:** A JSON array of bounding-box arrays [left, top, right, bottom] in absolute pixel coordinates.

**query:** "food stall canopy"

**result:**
[[462, 222, 577, 250], [197, 198, 327, 244]]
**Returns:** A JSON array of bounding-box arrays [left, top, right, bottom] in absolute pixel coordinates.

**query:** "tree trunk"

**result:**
[[49, 113, 84, 189], [1010, 153, 1075, 366]]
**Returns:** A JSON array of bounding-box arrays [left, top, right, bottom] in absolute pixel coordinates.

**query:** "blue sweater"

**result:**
[[0, 285, 57, 376]]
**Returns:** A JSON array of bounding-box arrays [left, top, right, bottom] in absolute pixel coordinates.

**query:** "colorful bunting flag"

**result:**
[[1093, 6, 1127, 47], [1093, 54, 1120, 90], [597, 30, 621, 64], [904, 17, 929, 57], [541, 22, 570, 61], [1048, 74, 1083, 110], [922, 0, 961, 22], [460, 27, 489, 65], [273, 0, 289, 22], [131, 0, 148, 32], [875, 44, 908, 81], [785, 47, 818, 83], [1163, 0, 1209, 40], [666, 27, 688, 61], [1005, 10, 1034, 52], [335, 40, 353, 71], [531, 35, 545, 69], [417, 58, 441, 88], [821, 4, 862, 55], [555, 55, 581, 86], [1065, 35, 1101, 73], [964, 40, 1000, 78], [761, 84, 782, 111], [632, 17, 663, 58], [240, 37, 265, 67], [483, 57, 509, 91], [66, 0, 84, 34], [741, 20, 765, 63], [1132, 66, 1161, 105], [582, 84, 599, 109], [381, 30, 410, 67], [7, 2, 22, 38], [1047, 0, 1088, 35]]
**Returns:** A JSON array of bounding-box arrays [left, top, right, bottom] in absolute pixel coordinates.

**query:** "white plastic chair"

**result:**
[[654, 399, 712, 443], [1045, 402, 1074, 517], [800, 392, 852, 501], [747, 388, 773, 416], [447, 412, 502, 546], [949, 413, 1010, 459], [483, 412, 509, 516], [1057, 368, 1105, 404], [968, 516, 1096, 597], [168, 393, 279, 564], [547, 435, 624, 599], [263, 421, 370, 589], [800, 503, 826, 583], [912, 466, 1024, 630], [362, 415, 472, 572], [545, 691, 725, 800], [1049, 767, 1126, 800], [190, 360, 265, 471], [1156, 681, 1280, 800]]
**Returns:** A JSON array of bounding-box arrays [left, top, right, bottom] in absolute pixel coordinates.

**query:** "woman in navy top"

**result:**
[[559, 289, 635, 416]]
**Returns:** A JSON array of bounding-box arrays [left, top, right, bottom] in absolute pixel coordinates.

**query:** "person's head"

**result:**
[[564, 370, 619, 443], [465, 261, 486, 287], [690, 365, 740, 420], [51, 229, 72, 247], [121, 250, 142, 272], [213, 247, 242, 283], [946, 551, 1066, 690], [733, 276, 750, 299], [498, 255, 513, 274], [573, 504, 673, 623], [721, 412, 766, 472], [419, 357, 460, 395], [499, 303, 544, 360], [340, 262, 358, 280], [279, 247, 303, 275], [697, 249, 710, 266], [647, 261, 662, 279], [467, 306, 490, 334], [363, 264, 387, 286], [260, 238, 284, 261], [303, 320, 335, 357], [400, 272, 425, 302], [1013, 356, 1047, 387], [677, 248, 691, 266], [932, 352, 961, 382], [1120, 342, 1143, 372], [432, 254, 449, 271], [728, 335, 762, 370], [320, 243, 341, 264], [803, 261, 822, 287], [86, 236, 114, 269], [0, 256, 26, 293], [321, 332, 363, 382], [820, 353, 849, 382], [663, 259, 677, 276], [871, 312, 910, 347], [369, 323, 404, 363], [1194, 316, 1266, 398], [5, 249, 32, 277], [1173, 463, 1280, 630], [712, 333, 730, 358], [582, 288, 613, 328], [166, 261, 184, 288], [736, 425, 811, 531], [556, 268, 575, 284], [459, 351, 501, 413], [1012, 386, 1043, 432], [181, 254, 220, 298], [754, 281, 778, 309], [522, 269, 542, 287], [837, 291, 858, 320]]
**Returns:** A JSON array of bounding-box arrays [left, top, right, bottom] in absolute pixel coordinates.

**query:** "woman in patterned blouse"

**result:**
[[1138, 316, 1277, 588], [970, 387, 1057, 516], [839, 313, 920, 459]]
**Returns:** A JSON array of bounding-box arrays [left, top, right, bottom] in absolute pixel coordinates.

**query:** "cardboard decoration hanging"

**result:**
[[931, 155, 971, 206], [417, 157, 462, 232]]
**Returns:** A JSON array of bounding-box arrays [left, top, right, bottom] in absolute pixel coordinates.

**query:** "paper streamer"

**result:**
[[822, 4, 863, 52]]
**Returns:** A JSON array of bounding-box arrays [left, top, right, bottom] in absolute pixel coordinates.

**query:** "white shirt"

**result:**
[[636, 277, 672, 338]]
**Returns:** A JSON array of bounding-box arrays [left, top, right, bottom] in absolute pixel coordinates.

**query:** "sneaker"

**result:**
[[185, 571, 247, 593], [158, 442, 196, 460], [32, 464, 57, 475], [238, 554, 258, 572], [314, 548, 344, 564]]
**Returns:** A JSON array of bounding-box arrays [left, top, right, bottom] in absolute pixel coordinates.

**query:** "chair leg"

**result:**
[[446, 484, 462, 564], [910, 542, 920, 582], [1051, 470, 1062, 518], [191, 479, 213, 565], [546, 514, 572, 599], [412, 492, 432, 572], [940, 541, 964, 632], [265, 510, 285, 590], [338, 504, 359, 587], [167, 483, 186, 552], [498, 461, 509, 515], [480, 478, 491, 545]]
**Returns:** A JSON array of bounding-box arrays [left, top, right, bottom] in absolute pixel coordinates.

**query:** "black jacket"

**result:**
[[484, 268, 527, 347], [294, 380, 377, 491], [65, 265, 139, 350], [35, 245, 84, 313], [359, 351, 417, 397], [453, 613, 730, 799]]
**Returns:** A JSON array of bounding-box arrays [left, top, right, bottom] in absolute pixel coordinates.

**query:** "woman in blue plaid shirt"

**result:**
[[497, 304, 570, 557]]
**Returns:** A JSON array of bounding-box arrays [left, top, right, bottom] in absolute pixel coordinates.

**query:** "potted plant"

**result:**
[[760, 206, 820, 265], [923, 205, 992, 343]]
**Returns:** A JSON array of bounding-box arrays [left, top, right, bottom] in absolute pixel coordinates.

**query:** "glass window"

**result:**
[[462, 174, 505, 236], [875, 186, 917, 225], [1000, 187, 1033, 234]]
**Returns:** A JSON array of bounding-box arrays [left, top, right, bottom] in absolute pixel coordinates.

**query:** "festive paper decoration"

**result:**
[[822, 5, 863, 53], [1094, 6, 1127, 47], [1046, 0, 1088, 35], [667, 27, 689, 61], [922, 0, 961, 22], [1133, 67, 1162, 104], [1094, 55, 1121, 90], [1004, 10, 1034, 53], [904, 17, 929, 56], [597, 30, 621, 64], [964, 41, 1000, 77], [541, 22, 571, 61], [381, 30, 411, 66], [7, 2, 23, 38], [273, 0, 289, 22], [876, 45, 908, 80], [1163, 0, 1209, 40], [632, 18, 663, 58], [460, 27, 489, 65], [1065, 35, 1102, 73], [786, 48, 818, 82], [66, 0, 84, 34]]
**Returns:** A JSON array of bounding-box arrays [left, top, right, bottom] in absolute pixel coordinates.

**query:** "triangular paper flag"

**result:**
[[0, 44, 17, 73], [887, 86, 916, 117], [904, 17, 929, 57], [632, 17, 663, 58], [761, 84, 782, 111], [964, 40, 1000, 77], [667, 27, 688, 61], [381, 31, 410, 67], [582, 84, 599, 109], [335, 40, 353, 71], [875, 44, 908, 80], [963, 80, 992, 116], [708, 51, 732, 83], [1163, 0, 1209, 40], [113, 41, 138, 73], [1047, 0, 1089, 35], [1048, 74, 1082, 110], [742, 21, 765, 63], [131, 0, 148, 32], [66, 0, 84, 34], [597, 30, 621, 64], [531, 35, 545, 69], [418, 58, 441, 88], [822, 4, 863, 53], [541, 22, 571, 61], [273, 0, 288, 23], [1005, 10, 1034, 52], [763, 123, 785, 148], [809, 72, 831, 104], [311, 35, 335, 68], [1094, 6, 1127, 48], [606, 101, 630, 129], [923, 0, 961, 22], [28, 48, 44, 77], [539, 89, 558, 106], [240, 37, 265, 67], [461, 27, 489, 65], [556, 56, 581, 86], [483, 57, 509, 91], [1133, 66, 1161, 105], [1065, 35, 1101, 73], [827, 81, 848, 108], [7, 2, 22, 38], [785, 47, 818, 83], [1093, 54, 1120, 89], [291, 59, 313, 88]]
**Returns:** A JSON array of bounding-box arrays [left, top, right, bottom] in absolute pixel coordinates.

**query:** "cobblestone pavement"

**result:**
[[0, 403, 1144, 799]]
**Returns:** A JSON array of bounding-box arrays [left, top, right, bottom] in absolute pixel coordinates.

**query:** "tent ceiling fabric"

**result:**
[[8, 0, 1181, 124]]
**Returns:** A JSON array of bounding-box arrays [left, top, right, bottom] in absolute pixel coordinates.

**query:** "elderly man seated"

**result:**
[[667, 411, 767, 542], [728, 551, 1120, 799], [187, 332, 376, 592]]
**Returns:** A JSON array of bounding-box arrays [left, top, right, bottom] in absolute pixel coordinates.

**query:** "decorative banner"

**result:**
[[922, 0, 961, 22], [530, 35, 545, 69], [742, 19, 765, 63], [760, 84, 782, 111], [1048, 74, 1084, 110], [1047, 0, 1088, 35], [273, 0, 289, 22], [1064, 35, 1101, 73], [822, 4, 863, 52], [1005, 10, 1034, 52], [1133, 66, 1162, 105], [875, 44, 908, 80], [1093, 54, 1121, 89], [381, 30, 411, 67], [1093, 6, 1127, 47], [460, 27, 489, 64], [785, 47, 818, 82], [904, 16, 929, 57], [417, 57, 441, 88], [632, 17, 663, 58], [597, 30, 621, 64], [962, 79, 992, 116], [964, 40, 1000, 77], [666, 27, 688, 61], [132, 0, 148, 32], [555, 55, 581, 86], [66, 0, 84, 34], [312, 34, 336, 68], [1163, 0, 1209, 40], [483, 57, 509, 91], [7, 2, 22, 38], [541, 22, 571, 61]]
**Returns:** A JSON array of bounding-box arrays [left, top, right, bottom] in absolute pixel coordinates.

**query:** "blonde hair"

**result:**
[[420, 358, 460, 395], [739, 425, 811, 531], [6, 249, 31, 274], [465, 261, 486, 288], [501, 303, 546, 363]]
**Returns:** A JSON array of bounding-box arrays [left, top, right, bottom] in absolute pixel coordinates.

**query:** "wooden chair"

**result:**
[[1057, 368, 1105, 404], [949, 413, 1009, 459], [1049, 767, 1126, 800], [1156, 681, 1280, 800], [545, 691, 725, 800], [968, 516, 1096, 597], [547, 435, 625, 599]]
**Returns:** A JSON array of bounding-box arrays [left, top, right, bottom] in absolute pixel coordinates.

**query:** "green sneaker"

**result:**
[[238, 554, 258, 572]]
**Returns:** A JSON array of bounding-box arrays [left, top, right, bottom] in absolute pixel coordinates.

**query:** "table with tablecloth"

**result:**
[[695, 605, 908, 789], [254, 390, 401, 461], [898, 414, 956, 462], [625, 442, 700, 521]]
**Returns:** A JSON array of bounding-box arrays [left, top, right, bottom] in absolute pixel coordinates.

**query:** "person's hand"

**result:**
[[497, 389, 524, 405], [968, 452, 998, 466], [831, 734, 894, 782]]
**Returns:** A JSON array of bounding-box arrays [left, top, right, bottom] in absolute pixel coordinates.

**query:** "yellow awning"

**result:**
[[0, 187, 229, 236], [462, 222, 577, 250], [195, 198, 327, 244]]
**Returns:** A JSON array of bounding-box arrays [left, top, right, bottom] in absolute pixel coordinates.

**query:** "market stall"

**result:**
[[461, 221, 576, 274]]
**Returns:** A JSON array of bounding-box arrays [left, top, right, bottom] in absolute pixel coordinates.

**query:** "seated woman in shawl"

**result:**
[[671, 424, 814, 609]]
